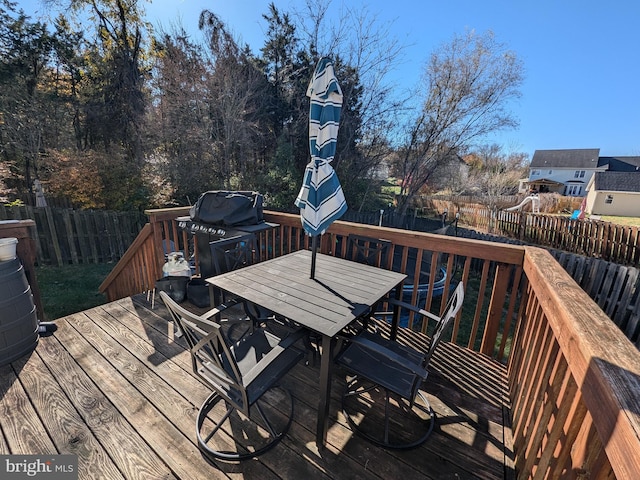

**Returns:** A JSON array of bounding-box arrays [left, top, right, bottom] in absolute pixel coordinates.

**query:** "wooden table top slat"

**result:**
[[208, 250, 407, 337]]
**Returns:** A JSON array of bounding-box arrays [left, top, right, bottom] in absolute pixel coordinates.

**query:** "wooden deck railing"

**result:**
[[99, 207, 640, 479], [513, 248, 640, 479]]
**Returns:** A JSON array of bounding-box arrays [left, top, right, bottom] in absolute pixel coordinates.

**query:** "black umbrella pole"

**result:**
[[311, 235, 318, 279]]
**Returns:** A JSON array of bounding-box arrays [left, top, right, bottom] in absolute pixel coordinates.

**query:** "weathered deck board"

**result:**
[[0, 295, 513, 479]]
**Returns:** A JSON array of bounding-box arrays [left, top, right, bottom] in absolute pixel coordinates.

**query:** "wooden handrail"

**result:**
[[510, 246, 640, 478], [101, 209, 526, 355], [99, 223, 155, 294]]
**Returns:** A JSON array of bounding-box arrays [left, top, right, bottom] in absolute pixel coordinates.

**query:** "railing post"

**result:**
[[480, 262, 511, 356], [146, 210, 176, 282]]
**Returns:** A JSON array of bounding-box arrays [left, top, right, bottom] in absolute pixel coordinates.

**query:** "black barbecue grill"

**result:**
[[176, 191, 276, 279], [176, 217, 276, 278]]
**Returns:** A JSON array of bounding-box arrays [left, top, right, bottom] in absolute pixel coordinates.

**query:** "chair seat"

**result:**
[[336, 331, 425, 399], [236, 329, 305, 404], [199, 328, 305, 407]]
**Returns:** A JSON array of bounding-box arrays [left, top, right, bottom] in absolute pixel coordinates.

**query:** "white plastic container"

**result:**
[[0, 238, 18, 262], [162, 252, 191, 277]]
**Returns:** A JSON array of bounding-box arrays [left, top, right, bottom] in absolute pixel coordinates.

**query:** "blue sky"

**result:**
[[21, 0, 640, 157]]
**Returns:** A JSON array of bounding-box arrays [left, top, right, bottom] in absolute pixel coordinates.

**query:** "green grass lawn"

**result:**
[[36, 263, 114, 320], [598, 215, 640, 227]]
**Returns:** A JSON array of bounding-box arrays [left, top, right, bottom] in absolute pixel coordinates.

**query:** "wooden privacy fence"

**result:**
[[341, 209, 444, 232], [0, 205, 146, 266], [551, 250, 640, 348], [499, 211, 640, 265], [426, 197, 640, 265]]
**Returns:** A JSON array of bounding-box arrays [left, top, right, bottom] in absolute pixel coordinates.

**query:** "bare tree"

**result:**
[[394, 30, 524, 214], [463, 144, 529, 231], [199, 10, 268, 190], [63, 0, 148, 163], [148, 26, 219, 203]]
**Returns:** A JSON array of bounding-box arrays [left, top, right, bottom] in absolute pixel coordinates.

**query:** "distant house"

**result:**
[[517, 178, 529, 194], [527, 149, 640, 199], [585, 171, 640, 216], [528, 149, 603, 196]]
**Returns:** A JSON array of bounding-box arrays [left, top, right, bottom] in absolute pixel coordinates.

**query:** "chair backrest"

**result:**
[[346, 234, 392, 268], [210, 233, 257, 276], [159, 290, 250, 413], [397, 281, 464, 402], [423, 281, 465, 367]]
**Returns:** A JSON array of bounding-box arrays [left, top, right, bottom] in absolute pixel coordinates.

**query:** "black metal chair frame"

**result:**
[[345, 233, 392, 268], [210, 234, 258, 275], [160, 290, 305, 461], [339, 234, 395, 337], [335, 281, 465, 449], [209, 234, 318, 364], [208, 233, 271, 335]]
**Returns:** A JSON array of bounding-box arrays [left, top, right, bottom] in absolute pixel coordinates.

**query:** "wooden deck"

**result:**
[[0, 295, 514, 479]]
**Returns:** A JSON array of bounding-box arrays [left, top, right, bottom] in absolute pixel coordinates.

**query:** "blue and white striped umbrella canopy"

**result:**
[[295, 57, 347, 237]]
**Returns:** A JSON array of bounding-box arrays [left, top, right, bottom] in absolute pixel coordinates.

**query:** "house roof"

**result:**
[[529, 178, 564, 186], [598, 156, 640, 172], [592, 171, 640, 193], [530, 149, 600, 169]]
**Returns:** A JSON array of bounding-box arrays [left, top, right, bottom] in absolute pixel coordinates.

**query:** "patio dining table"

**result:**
[[206, 249, 407, 448]]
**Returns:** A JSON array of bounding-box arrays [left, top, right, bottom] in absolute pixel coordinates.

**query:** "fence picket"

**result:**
[[615, 268, 639, 327], [626, 299, 640, 342], [0, 205, 145, 265], [61, 209, 79, 264], [73, 209, 90, 262]]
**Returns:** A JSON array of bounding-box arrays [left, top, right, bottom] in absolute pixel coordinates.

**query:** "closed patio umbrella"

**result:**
[[295, 57, 347, 279]]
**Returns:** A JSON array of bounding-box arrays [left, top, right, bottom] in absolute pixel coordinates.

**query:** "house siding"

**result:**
[[586, 191, 640, 216]]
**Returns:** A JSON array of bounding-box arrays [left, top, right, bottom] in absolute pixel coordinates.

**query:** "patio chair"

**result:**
[[339, 234, 394, 337], [208, 234, 272, 334], [159, 290, 306, 460], [345, 233, 392, 268], [210, 234, 258, 275], [335, 281, 464, 449]]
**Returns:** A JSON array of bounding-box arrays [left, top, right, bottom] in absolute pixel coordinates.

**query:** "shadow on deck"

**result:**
[[0, 295, 514, 479]]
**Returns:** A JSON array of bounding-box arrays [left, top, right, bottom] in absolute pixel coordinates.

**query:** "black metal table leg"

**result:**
[[316, 334, 334, 447], [389, 280, 404, 341]]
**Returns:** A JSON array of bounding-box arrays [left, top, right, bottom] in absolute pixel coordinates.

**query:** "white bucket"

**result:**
[[0, 238, 18, 262]]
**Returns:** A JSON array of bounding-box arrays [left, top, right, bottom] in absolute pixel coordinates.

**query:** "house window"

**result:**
[[574, 170, 585, 178], [605, 195, 613, 204], [548, 170, 552, 174], [531, 169, 540, 176]]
